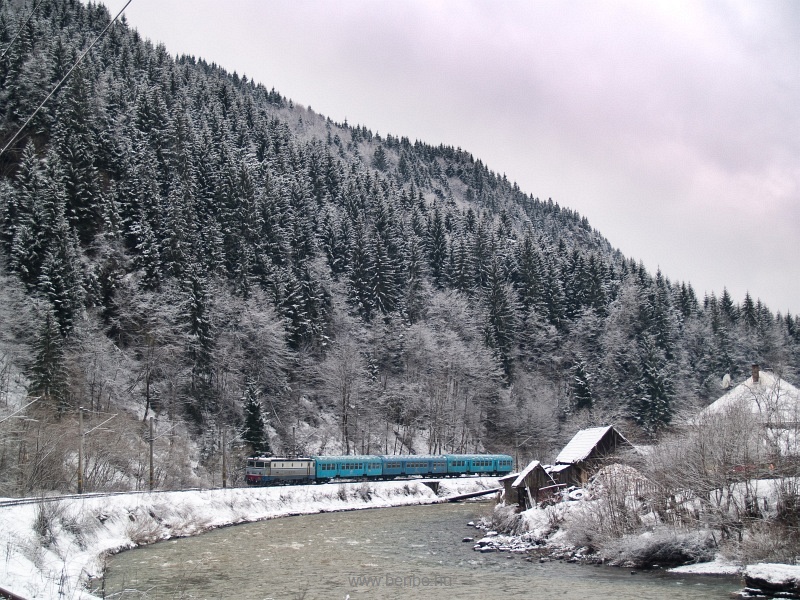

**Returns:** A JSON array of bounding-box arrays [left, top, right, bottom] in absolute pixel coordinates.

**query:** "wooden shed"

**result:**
[[510, 460, 557, 511], [499, 472, 519, 505], [548, 425, 631, 487]]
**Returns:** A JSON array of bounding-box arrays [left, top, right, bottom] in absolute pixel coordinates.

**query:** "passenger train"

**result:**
[[245, 454, 514, 486]]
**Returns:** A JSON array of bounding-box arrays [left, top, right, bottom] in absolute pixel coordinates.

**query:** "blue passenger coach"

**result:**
[[314, 455, 382, 481]]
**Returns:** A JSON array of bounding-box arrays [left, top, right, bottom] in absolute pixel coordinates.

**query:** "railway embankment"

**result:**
[[0, 478, 498, 600]]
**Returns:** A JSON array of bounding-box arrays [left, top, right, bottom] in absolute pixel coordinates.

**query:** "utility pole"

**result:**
[[78, 407, 84, 494], [149, 416, 154, 492], [221, 428, 227, 489]]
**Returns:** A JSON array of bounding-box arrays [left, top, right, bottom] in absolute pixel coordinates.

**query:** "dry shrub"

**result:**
[[601, 529, 716, 568], [725, 520, 800, 565], [125, 512, 164, 546], [358, 482, 373, 501], [58, 505, 98, 550], [566, 464, 649, 549], [490, 504, 526, 535], [33, 499, 66, 548]]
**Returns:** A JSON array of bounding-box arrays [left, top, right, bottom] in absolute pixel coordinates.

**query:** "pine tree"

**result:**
[[426, 204, 447, 287], [372, 145, 388, 171], [631, 335, 674, 433], [242, 380, 271, 455], [571, 358, 593, 411], [513, 232, 543, 313], [346, 218, 375, 321], [401, 230, 427, 323], [448, 235, 474, 294], [741, 292, 757, 328], [53, 68, 101, 245], [29, 307, 69, 411], [370, 233, 398, 316], [482, 258, 517, 378], [183, 265, 216, 404]]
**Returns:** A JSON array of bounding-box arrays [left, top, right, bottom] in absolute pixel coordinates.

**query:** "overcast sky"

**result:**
[[99, 0, 800, 315]]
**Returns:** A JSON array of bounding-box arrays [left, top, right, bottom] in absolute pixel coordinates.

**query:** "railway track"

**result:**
[[0, 475, 496, 509], [0, 584, 28, 600], [0, 487, 209, 508]]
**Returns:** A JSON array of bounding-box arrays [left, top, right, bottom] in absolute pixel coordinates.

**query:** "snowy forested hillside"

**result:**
[[1, 0, 798, 496]]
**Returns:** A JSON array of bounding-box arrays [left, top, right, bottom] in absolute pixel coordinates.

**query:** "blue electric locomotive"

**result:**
[[245, 453, 513, 485]]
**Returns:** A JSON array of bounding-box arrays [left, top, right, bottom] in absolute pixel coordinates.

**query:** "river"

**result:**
[[103, 502, 740, 599]]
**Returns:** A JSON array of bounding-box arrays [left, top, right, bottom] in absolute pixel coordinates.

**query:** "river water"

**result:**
[[104, 502, 739, 599]]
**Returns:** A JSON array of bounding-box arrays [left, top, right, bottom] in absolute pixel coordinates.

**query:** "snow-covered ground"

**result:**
[[668, 557, 741, 576], [0, 477, 498, 600], [487, 491, 800, 597]]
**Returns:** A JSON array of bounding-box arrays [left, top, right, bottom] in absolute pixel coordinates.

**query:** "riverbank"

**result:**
[[0, 478, 497, 600], [479, 498, 800, 599], [478, 501, 739, 570]]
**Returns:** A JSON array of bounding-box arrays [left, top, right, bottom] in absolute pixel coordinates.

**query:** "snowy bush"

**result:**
[[358, 482, 373, 501], [600, 529, 716, 568], [33, 500, 66, 549], [489, 504, 525, 535], [726, 520, 800, 566], [125, 514, 163, 546]]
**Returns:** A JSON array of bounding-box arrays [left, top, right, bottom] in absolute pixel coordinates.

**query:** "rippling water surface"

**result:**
[[104, 502, 739, 599]]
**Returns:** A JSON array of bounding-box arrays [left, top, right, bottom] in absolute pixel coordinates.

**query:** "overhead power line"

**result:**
[[0, 0, 134, 160], [0, 0, 45, 63]]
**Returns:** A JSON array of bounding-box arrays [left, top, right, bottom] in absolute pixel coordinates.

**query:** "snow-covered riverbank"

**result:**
[[478, 496, 800, 599], [0, 478, 498, 600]]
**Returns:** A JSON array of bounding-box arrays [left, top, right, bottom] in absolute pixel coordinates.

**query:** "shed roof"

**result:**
[[700, 371, 800, 422], [555, 425, 629, 465], [546, 463, 571, 474], [512, 460, 544, 488]]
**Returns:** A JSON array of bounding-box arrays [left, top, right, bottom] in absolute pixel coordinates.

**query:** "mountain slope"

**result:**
[[0, 0, 797, 495]]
